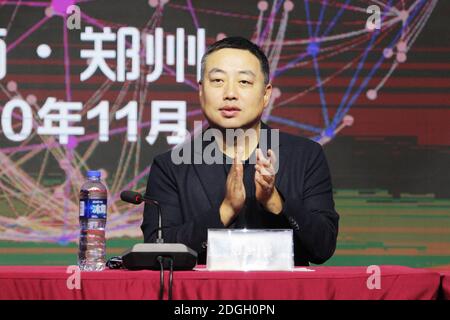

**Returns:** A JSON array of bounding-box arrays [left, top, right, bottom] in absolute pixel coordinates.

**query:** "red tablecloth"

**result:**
[[0, 265, 440, 300], [432, 268, 450, 300]]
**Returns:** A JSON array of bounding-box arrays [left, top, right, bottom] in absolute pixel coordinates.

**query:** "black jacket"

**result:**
[[141, 123, 339, 266]]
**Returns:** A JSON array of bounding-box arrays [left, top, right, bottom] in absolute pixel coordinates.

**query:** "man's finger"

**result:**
[[256, 163, 274, 176], [268, 149, 277, 166], [256, 166, 275, 184], [231, 148, 243, 171], [255, 171, 271, 190], [257, 149, 271, 166]]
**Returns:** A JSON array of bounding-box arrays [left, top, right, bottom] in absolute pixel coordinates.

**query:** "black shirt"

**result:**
[[221, 148, 289, 231]]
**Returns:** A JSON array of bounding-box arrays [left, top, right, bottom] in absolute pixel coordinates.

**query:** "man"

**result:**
[[141, 36, 339, 266]]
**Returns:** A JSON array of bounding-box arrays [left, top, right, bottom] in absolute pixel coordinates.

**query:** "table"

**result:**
[[432, 268, 450, 300], [0, 265, 441, 300]]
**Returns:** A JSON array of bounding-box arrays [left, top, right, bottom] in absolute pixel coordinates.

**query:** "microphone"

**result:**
[[120, 191, 163, 243], [120, 190, 145, 204], [119, 190, 197, 270]]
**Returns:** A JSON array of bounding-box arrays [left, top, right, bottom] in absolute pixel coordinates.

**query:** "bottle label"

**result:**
[[79, 199, 107, 219]]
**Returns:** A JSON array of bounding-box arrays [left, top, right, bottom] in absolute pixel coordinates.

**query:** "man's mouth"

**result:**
[[219, 106, 241, 118]]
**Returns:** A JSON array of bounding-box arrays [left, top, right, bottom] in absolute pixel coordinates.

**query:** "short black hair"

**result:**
[[200, 36, 270, 85]]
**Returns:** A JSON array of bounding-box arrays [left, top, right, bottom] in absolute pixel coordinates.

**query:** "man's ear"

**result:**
[[263, 83, 273, 109]]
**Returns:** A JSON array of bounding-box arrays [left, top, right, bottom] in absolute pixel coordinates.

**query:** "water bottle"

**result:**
[[78, 170, 107, 271]]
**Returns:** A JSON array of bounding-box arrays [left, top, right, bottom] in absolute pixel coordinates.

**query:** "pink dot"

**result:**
[[51, 0, 76, 16], [343, 115, 354, 126], [45, 6, 54, 17], [7, 81, 17, 92], [258, 1, 268, 11], [397, 41, 407, 53], [383, 48, 394, 58], [148, 0, 159, 7], [216, 33, 227, 41], [272, 87, 281, 99], [396, 52, 407, 63], [26, 95, 37, 104], [366, 89, 377, 100], [284, 0, 294, 12], [399, 10, 408, 22]]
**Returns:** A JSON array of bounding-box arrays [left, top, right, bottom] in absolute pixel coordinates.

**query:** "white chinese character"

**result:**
[[146, 28, 163, 82], [117, 27, 140, 81], [80, 27, 116, 81], [195, 28, 205, 81], [37, 97, 85, 144], [0, 28, 6, 80], [146, 100, 186, 145], [145, 28, 205, 83]]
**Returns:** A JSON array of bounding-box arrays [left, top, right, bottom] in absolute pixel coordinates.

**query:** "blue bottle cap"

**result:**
[[87, 170, 101, 178]]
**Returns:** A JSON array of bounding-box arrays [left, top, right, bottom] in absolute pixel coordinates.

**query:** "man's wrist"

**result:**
[[220, 199, 237, 226], [260, 188, 283, 215]]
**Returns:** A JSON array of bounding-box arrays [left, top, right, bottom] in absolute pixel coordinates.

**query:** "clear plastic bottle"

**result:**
[[78, 170, 107, 271]]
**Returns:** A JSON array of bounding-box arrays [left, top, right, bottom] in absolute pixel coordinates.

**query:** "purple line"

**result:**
[[303, 0, 314, 38], [186, 0, 200, 29], [5, 0, 21, 33], [106, 206, 144, 225], [63, 20, 72, 101], [163, 65, 198, 90], [110, 165, 151, 203], [0, 105, 25, 121], [62, 150, 73, 240], [258, 0, 284, 46], [314, 0, 328, 38], [80, 11, 107, 29], [1, 1, 49, 6], [273, 51, 308, 77], [7, 15, 50, 52]]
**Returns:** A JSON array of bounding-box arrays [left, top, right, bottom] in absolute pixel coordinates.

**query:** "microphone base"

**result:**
[[122, 243, 198, 270]]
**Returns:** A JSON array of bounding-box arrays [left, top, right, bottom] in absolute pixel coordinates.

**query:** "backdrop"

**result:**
[[0, 0, 449, 267]]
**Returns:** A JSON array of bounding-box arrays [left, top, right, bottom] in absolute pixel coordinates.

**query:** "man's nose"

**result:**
[[223, 82, 238, 100]]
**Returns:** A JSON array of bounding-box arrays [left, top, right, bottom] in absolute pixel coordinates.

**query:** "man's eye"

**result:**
[[240, 80, 252, 85], [211, 79, 223, 83]]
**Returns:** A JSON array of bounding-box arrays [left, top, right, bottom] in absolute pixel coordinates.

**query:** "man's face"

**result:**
[[199, 48, 272, 130]]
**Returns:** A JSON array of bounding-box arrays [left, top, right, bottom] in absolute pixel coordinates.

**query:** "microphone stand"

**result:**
[[141, 196, 164, 244], [119, 191, 198, 300]]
